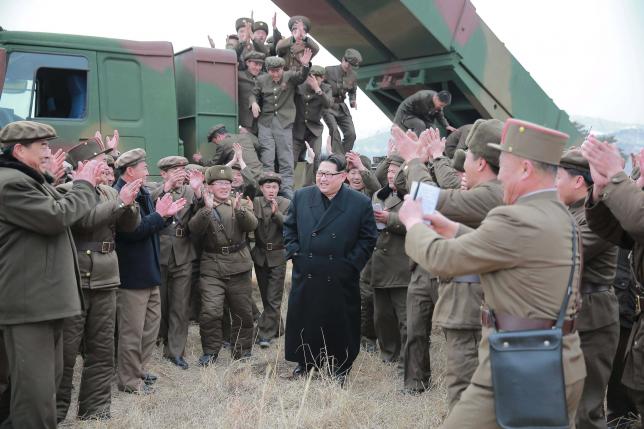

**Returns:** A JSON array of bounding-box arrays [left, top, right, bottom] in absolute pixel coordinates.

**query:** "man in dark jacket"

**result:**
[[283, 154, 378, 382], [393, 90, 456, 136], [0, 120, 100, 428], [113, 149, 187, 393]]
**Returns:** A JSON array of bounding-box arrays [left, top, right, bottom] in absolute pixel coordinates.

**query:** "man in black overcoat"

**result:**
[[283, 154, 378, 381]]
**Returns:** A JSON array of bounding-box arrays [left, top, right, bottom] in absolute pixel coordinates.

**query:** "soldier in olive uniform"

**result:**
[[367, 156, 411, 363], [275, 16, 319, 72], [293, 65, 332, 187], [56, 138, 141, 422], [0, 121, 100, 428], [398, 120, 504, 398], [444, 124, 473, 159], [250, 53, 312, 199], [252, 172, 291, 347], [393, 90, 456, 136], [186, 163, 207, 323], [235, 18, 282, 70], [238, 51, 266, 135], [396, 119, 585, 427], [152, 156, 205, 370], [555, 149, 619, 429], [189, 166, 258, 365], [345, 152, 380, 196], [583, 136, 644, 426], [322, 48, 363, 155]]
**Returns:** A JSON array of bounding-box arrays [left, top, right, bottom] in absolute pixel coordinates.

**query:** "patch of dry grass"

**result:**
[[62, 264, 449, 428]]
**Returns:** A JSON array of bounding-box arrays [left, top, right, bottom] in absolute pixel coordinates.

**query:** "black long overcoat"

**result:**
[[283, 184, 377, 372]]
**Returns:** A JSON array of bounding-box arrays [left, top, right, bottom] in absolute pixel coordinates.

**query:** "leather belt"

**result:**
[[213, 241, 247, 255], [579, 283, 611, 294], [160, 226, 186, 238], [452, 274, 481, 283], [256, 241, 284, 251], [76, 241, 115, 254], [481, 308, 576, 335]]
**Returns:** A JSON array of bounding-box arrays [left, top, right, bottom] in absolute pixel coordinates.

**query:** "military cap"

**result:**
[[66, 137, 111, 166], [252, 21, 269, 33], [451, 149, 467, 173], [343, 48, 363, 68], [227, 34, 239, 41], [114, 148, 146, 169], [157, 155, 189, 171], [258, 171, 282, 185], [243, 50, 266, 63], [230, 163, 242, 171], [559, 149, 589, 173], [489, 118, 569, 166], [465, 118, 503, 167], [309, 65, 325, 77], [105, 154, 115, 167], [235, 17, 253, 31], [0, 120, 57, 145], [265, 56, 286, 70], [205, 165, 234, 184], [288, 15, 311, 32], [185, 163, 205, 173], [389, 154, 405, 167], [207, 124, 228, 142]]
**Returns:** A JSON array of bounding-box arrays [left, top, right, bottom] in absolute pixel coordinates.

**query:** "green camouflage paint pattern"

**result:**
[[272, 0, 582, 144]]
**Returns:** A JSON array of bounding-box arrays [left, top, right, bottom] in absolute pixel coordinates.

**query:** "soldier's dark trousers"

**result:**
[[57, 289, 116, 421], [322, 109, 356, 155], [360, 279, 377, 342], [374, 287, 408, 363], [0, 331, 9, 425], [606, 325, 636, 419], [199, 271, 254, 358], [159, 258, 192, 359], [190, 258, 202, 321], [255, 262, 286, 339], [576, 321, 620, 429], [293, 130, 322, 187], [443, 328, 481, 410], [622, 315, 644, 427], [1, 319, 63, 429], [116, 287, 161, 392], [403, 269, 439, 390], [258, 117, 295, 198]]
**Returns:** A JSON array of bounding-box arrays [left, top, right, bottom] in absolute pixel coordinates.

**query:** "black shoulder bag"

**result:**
[[488, 219, 577, 429]]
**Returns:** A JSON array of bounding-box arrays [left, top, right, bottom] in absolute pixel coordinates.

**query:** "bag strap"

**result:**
[[555, 217, 578, 329]]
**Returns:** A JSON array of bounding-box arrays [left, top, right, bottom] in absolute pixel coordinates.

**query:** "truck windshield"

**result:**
[[0, 52, 89, 128]]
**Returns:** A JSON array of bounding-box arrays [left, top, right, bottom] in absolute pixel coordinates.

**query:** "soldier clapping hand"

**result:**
[[74, 159, 102, 187], [155, 193, 187, 218]]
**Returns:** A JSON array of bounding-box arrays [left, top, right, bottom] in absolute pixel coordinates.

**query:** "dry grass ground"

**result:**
[[62, 264, 449, 428]]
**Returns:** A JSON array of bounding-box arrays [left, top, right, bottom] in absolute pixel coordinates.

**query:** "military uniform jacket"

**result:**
[[58, 182, 140, 289], [275, 36, 319, 71], [404, 157, 505, 328], [433, 156, 461, 190], [188, 199, 258, 277], [238, 69, 264, 131], [569, 198, 618, 332], [394, 90, 449, 128], [0, 154, 98, 325], [250, 65, 311, 128], [150, 184, 198, 267], [405, 190, 586, 387], [324, 65, 357, 117], [203, 134, 263, 180], [251, 196, 291, 268], [585, 172, 644, 389], [293, 82, 332, 139], [364, 188, 410, 289]]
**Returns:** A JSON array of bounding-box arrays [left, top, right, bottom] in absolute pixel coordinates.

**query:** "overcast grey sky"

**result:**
[[2, 0, 642, 140]]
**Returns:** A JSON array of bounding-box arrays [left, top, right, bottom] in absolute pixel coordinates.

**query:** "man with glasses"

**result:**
[[283, 154, 378, 384]]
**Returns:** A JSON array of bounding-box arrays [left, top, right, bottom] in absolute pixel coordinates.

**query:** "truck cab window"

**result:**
[[0, 52, 88, 128]]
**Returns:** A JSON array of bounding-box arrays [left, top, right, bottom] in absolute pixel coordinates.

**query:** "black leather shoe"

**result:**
[[142, 373, 158, 385], [198, 353, 218, 367], [292, 364, 309, 378], [165, 355, 189, 370]]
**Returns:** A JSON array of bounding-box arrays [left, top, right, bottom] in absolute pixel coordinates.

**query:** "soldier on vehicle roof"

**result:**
[[394, 90, 456, 136], [275, 15, 319, 72]]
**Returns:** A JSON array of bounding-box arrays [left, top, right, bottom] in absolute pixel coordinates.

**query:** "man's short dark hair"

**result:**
[[471, 152, 499, 175], [437, 90, 452, 105], [562, 166, 593, 186], [320, 154, 347, 172]]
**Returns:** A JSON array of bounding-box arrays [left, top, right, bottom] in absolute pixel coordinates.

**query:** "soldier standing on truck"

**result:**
[[275, 16, 319, 72], [322, 48, 363, 155], [394, 90, 457, 136]]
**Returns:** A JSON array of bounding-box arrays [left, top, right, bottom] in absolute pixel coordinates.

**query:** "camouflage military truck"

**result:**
[[0, 29, 237, 174]]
